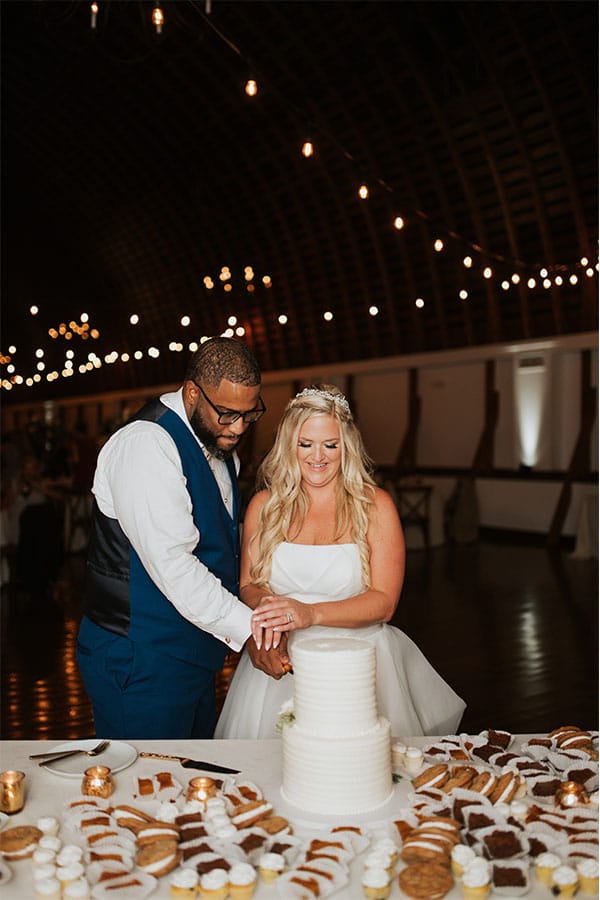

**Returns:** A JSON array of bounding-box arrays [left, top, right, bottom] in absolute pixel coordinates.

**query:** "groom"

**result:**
[[77, 337, 289, 739]]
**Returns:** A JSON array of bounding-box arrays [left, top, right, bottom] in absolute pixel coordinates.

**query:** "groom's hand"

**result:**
[[246, 634, 290, 679]]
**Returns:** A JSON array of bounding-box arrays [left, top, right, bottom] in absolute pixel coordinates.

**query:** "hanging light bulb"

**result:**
[[301, 140, 314, 158], [245, 79, 258, 97], [358, 184, 369, 200], [152, 5, 164, 34], [393, 216, 404, 230], [434, 239, 444, 252], [483, 266, 493, 279], [463, 256, 473, 268], [90, 2, 98, 29]]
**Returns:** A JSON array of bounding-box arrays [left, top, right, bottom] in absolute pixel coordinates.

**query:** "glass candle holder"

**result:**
[[185, 775, 217, 807], [0, 770, 26, 814], [81, 765, 113, 799], [555, 780, 590, 809]]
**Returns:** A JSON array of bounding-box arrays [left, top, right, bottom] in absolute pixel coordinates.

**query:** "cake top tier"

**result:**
[[290, 636, 379, 736]]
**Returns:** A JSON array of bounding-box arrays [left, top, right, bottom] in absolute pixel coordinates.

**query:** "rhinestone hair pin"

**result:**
[[294, 387, 351, 414]]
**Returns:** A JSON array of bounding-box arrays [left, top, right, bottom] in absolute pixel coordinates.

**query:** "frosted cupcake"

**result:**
[[56, 862, 86, 888], [56, 845, 82, 866], [63, 879, 91, 900], [258, 851, 285, 884], [34, 877, 61, 900], [36, 816, 60, 837], [451, 843, 476, 878], [391, 742, 407, 768], [199, 868, 229, 900], [169, 866, 199, 899], [39, 836, 62, 854], [576, 859, 598, 895], [551, 865, 579, 899], [229, 862, 258, 899], [33, 864, 57, 883], [32, 848, 57, 869], [462, 858, 491, 900], [535, 851, 562, 886], [364, 848, 394, 879], [371, 837, 400, 867], [404, 747, 424, 774], [362, 866, 391, 900]]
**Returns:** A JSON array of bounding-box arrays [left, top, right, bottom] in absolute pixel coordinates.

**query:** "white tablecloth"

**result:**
[[0, 736, 593, 899]]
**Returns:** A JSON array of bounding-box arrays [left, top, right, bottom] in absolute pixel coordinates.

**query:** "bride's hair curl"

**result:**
[[249, 384, 376, 587]]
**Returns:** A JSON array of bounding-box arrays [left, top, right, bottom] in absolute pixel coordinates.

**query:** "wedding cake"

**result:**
[[280, 636, 393, 816]]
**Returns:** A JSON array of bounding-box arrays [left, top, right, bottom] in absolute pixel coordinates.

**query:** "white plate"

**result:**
[[39, 740, 137, 777]]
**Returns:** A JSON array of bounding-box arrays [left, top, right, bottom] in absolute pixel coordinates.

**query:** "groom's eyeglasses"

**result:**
[[193, 380, 266, 425]]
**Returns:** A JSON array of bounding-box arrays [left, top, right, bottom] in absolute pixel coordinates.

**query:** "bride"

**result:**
[[215, 384, 466, 739]]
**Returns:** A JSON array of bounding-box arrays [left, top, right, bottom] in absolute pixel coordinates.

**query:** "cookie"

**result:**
[[135, 838, 182, 876], [0, 825, 43, 859], [413, 765, 449, 791], [135, 822, 181, 845], [441, 766, 477, 792], [255, 816, 292, 835], [231, 800, 273, 829], [398, 861, 454, 899]]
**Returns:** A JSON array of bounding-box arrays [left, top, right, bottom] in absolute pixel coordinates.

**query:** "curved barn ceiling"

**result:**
[[2, 0, 598, 403]]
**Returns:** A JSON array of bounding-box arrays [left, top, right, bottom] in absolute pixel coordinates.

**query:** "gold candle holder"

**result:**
[[0, 770, 26, 814], [185, 775, 217, 807], [555, 780, 590, 809], [81, 765, 114, 799]]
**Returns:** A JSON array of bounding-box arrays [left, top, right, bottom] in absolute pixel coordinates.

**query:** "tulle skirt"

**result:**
[[215, 623, 466, 740]]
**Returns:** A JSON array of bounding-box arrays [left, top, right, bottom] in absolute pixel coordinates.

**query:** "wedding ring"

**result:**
[[286, 612, 294, 624]]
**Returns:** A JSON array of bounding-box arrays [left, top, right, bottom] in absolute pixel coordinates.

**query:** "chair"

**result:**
[[395, 483, 431, 550]]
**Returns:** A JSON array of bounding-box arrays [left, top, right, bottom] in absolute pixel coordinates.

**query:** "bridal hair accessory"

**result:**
[[294, 387, 351, 414]]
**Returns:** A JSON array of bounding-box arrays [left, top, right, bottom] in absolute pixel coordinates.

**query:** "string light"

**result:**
[[393, 216, 404, 230], [463, 256, 473, 268], [301, 140, 314, 158], [434, 239, 444, 252], [152, 5, 164, 34], [358, 184, 369, 199], [245, 79, 258, 97], [90, 2, 98, 29]]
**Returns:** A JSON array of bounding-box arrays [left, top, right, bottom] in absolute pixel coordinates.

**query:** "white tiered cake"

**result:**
[[281, 636, 393, 816]]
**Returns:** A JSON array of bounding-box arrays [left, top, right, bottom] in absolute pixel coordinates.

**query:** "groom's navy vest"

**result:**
[[83, 399, 241, 669]]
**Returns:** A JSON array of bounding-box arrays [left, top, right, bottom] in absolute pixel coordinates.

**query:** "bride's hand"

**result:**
[[251, 596, 313, 649]]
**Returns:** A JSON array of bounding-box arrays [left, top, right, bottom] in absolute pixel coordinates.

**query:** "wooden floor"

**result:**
[[1, 533, 597, 740]]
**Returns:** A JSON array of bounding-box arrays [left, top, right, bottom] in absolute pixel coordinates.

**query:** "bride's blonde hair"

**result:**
[[249, 384, 376, 587]]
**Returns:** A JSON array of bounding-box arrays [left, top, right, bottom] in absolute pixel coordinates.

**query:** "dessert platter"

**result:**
[[0, 639, 597, 898], [0, 724, 597, 899]]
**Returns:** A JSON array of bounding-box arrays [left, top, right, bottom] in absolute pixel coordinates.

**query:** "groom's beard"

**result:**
[[189, 406, 239, 461]]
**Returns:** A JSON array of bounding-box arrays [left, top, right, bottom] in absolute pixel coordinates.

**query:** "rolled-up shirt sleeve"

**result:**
[[92, 421, 252, 651]]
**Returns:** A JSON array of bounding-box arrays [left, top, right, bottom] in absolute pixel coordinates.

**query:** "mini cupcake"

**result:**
[[32, 848, 57, 869], [451, 843, 476, 878], [577, 859, 599, 895], [34, 877, 62, 900], [36, 816, 60, 837], [364, 848, 394, 880], [228, 862, 258, 899], [56, 862, 86, 888], [33, 864, 57, 883], [56, 845, 83, 866], [551, 865, 579, 899], [169, 866, 199, 899], [391, 742, 407, 768], [371, 837, 400, 867], [38, 836, 62, 854], [362, 866, 391, 900], [63, 879, 91, 900], [404, 747, 424, 774], [535, 851, 562, 886], [198, 868, 229, 900], [462, 858, 491, 900], [258, 851, 285, 884]]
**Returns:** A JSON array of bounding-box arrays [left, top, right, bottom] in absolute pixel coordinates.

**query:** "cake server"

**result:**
[[138, 752, 240, 774]]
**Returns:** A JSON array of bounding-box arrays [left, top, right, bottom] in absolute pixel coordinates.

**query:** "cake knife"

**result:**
[[139, 752, 240, 774]]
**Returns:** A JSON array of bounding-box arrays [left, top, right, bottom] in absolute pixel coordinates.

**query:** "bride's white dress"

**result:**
[[215, 542, 466, 739]]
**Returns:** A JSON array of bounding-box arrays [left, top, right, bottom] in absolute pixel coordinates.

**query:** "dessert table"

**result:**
[[0, 736, 595, 899]]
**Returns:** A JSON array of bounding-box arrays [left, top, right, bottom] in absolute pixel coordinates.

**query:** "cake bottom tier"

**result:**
[[281, 716, 393, 816]]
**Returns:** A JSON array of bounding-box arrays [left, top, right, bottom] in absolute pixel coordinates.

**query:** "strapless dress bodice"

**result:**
[[270, 541, 364, 605]]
